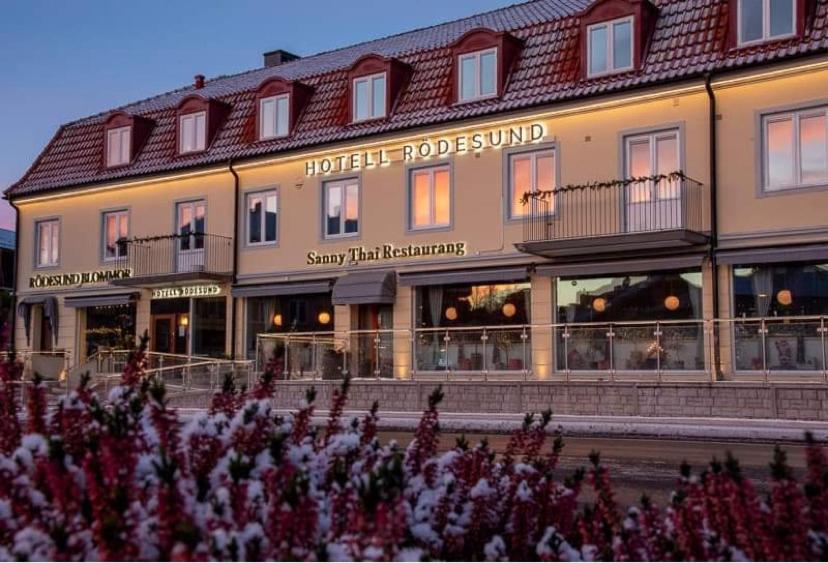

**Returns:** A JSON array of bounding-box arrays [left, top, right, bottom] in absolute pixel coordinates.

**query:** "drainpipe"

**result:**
[[704, 73, 721, 379], [4, 195, 19, 353], [228, 159, 240, 360]]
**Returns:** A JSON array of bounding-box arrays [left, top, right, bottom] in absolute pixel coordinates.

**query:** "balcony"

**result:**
[[515, 173, 709, 259], [111, 233, 233, 286]]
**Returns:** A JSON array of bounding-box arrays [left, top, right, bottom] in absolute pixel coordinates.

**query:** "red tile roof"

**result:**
[[7, 0, 828, 198]]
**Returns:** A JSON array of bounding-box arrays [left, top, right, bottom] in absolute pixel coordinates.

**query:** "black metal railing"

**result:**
[[114, 233, 233, 279], [522, 174, 705, 243]]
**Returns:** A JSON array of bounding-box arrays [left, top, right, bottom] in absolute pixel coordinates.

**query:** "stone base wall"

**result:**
[[169, 381, 828, 421]]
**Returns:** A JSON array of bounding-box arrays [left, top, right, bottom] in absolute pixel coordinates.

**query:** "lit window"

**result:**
[[259, 95, 289, 139], [508, 149, 556, 218], [247, 190, 278, 245], [410, 165, 451, 229], [587, 17, 633, 77], [179, 111, 207, 153], [35, 219, 60, 267], [102, 210, 129, 261], [739, 0, 795, 45], [106, 126, 131, 167], [324, 179, 359, 237], [763, 107, 828, 191], [353, 73, 386, 121], [624, 129, 680, 200], [458, 48, 497, 102]]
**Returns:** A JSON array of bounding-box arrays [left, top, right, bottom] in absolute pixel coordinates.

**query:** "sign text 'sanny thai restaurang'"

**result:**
[[7, 0, 828, 382]]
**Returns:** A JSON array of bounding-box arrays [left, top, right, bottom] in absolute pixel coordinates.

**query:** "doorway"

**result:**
[[150, 298, 190, 355], [176, 200, 206, 273], [352, 304, 393, 378], [624, 130, 681, 233]]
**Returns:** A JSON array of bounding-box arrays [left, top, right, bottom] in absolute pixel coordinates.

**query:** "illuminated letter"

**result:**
[[530, 123, 545, 142], [471, 133, 484, 150], [437, 139, 450, 156], [403, 145, 414, 161]]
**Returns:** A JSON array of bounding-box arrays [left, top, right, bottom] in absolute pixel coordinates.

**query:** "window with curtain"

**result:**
[[415, 282, 531, 328], [762, 106, 828, 191], [587, 16, 633, 77], [409, 165, 450, 229], [458, 48, 497, 102], [35, 219, 60, 267], [102, 210, 129, 261], [247, 190, 278, 245], [259, 94, 290, 139], [733, 263, 828, 317], [245, 294, 335, 358], [508, 148, 556, 218], [106, 126, 131, 167], [324, 178, 360, 238], [179, 111, 207, 153]]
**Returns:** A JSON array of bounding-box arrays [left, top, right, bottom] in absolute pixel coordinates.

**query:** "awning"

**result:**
[[231, 280, 332, 298], [535, 254, 705, 278], [717, 244, 828, 265], [64, 292, 139, 308], [398, 266, 529, 287], [17, 295, 58, 346], [332, 270, 396, 305]]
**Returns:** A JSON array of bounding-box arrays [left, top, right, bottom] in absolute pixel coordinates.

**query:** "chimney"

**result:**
[[263, 49, 300, 68], [194, 74, 205, 89]]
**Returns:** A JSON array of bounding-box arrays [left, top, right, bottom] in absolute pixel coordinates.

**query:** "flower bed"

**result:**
[[1, 335, 827, 561]]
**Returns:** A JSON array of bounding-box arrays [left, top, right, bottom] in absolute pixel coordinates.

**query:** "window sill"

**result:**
[[734, 33, 798, 50], [585, 66, 635, 80], [453, 93, 499, 106], [760, 181, 828, 197]]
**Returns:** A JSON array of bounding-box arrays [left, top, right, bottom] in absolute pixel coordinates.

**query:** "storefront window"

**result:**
[[85, 304, 136, 357], [555, 270, 703, 371], [245, 293, 335, 359], [733, 262, 828, 372], [193, 297, 226, 357], [414, 281, 530, 372]]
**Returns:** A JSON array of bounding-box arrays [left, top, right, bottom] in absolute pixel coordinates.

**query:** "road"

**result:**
[[378, 431, 809, 506]]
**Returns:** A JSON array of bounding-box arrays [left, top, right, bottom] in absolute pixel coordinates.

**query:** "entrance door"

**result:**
[[176, 200, 206, 272], [151, 314, 176, 354], [354, 305, 393, 378], [37, 307, 53, 352], [624, 130, 681, 233]]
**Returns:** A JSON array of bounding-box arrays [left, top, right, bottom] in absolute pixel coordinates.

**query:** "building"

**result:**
[[5, 0, 828, 385], [0, 228, 15, 326]]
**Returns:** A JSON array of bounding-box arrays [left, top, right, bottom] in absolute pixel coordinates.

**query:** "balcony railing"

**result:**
[[113, 233, 233, 283], [519, 173, 707, 254]]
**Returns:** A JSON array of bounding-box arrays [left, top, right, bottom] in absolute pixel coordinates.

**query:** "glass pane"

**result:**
[[354, 79, 369, 120], [411, 170, 431, 227], [118, 213, 128, 239], [195, 113, 206, 150], [628, 139, 651, 202], [260, 98, 275, 138], [38, 224, 48, 265], [120, 128, 130, 163], [194, 203, 206, 249], [326, 185, 342, 235], [51, 223, 59, 264], [769, 0, 794, 37], [460, 55, 476, 100], [249, 197, 262, 244], [589, 25, 608, 75], [741, 0, 764, 42], [105, 215, 117, 257], [107, 130, 119, 165], [265, 194, 278, 241], [656, 135, 679, 199], [480, 51, 496, 96], [536, 153, 556, 213], [613, 20, 632, 69], [180, 116, 191, 152], [800, 113, 827, 184], [510, 156, 532, 217], [372, 75, 386, 118], [434, 168, 450, 225], [178, 205, 192, 250], [766, 117, 795, 189], [276, 96, 289, 136], [766, 319, 824, 372], [345, 183, 359, 233]]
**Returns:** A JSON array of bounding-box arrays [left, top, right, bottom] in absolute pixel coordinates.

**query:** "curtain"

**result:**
[[523, 288, 532, 323], [687, 282, 701, 319], [17, 302, 32, 346], [752, 267, 773, 317], [428, 286, 443, 328]]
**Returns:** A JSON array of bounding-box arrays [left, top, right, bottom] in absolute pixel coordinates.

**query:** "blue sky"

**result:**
[[0, 0, 516, 230]]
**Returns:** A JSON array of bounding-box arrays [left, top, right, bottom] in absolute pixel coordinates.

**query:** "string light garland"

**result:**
[[520, 171, 692, 205]]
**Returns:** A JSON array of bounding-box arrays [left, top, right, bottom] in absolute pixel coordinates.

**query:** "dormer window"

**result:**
[[738, 0, 795, 45], [458, 49, 497, 102], [587, 17, 633, 77], [259, 94, 289, 139], [106, 126, 131, 167], [353, 72, 386, 122], [179, 111, 206, 153]]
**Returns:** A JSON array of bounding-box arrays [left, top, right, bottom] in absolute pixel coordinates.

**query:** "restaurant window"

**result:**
[[733, 262, 828, 372], [323, 178, 359, 238], [246, 190, 278, 245], [508, 148, 556, 218], [414, 281, 531, 372], [193, 297, 227, 357], [587, 16, 633, 77], [259, 94, 289, 139], [102, 210, 129, 261], [179, 111, 207, 153], [245, 293, 334, 359], [106, 125, 131, 167], [409, 165, 450, 230], [35, 219, 60, 268], [762, 106, 828, 191], [738, 0, 795, 45], [353, 73, 386, 121], [84, 304, 136, 358], [555, 270, 703, 371], [458, 48, 497, 102]]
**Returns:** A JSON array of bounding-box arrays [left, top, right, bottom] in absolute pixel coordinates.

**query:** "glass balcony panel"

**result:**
[[556, 326, 611, 371], [613, 325, 658, 371], [765, 319, 824, 372], [658, 322, 705, 371]]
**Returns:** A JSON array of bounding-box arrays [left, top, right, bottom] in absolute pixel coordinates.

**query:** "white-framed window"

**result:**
[[624, 129, 681, 200], [179, 111, 207, 153], [458, 48, 497, 102], [323, 179, 360, 238], [102, 210, 129, 261], [352, 73, 386, 122], [259, 95, 289, 140], [409, 165, 451, 230], [738, 0, 795, 45], [35, 219, 60, 268], [106, 126, 131, 167], [508, 149, 557, 218], [247, 190, 278, 245], [587, 16, 634, 77], [762, 106, 828, 191]]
